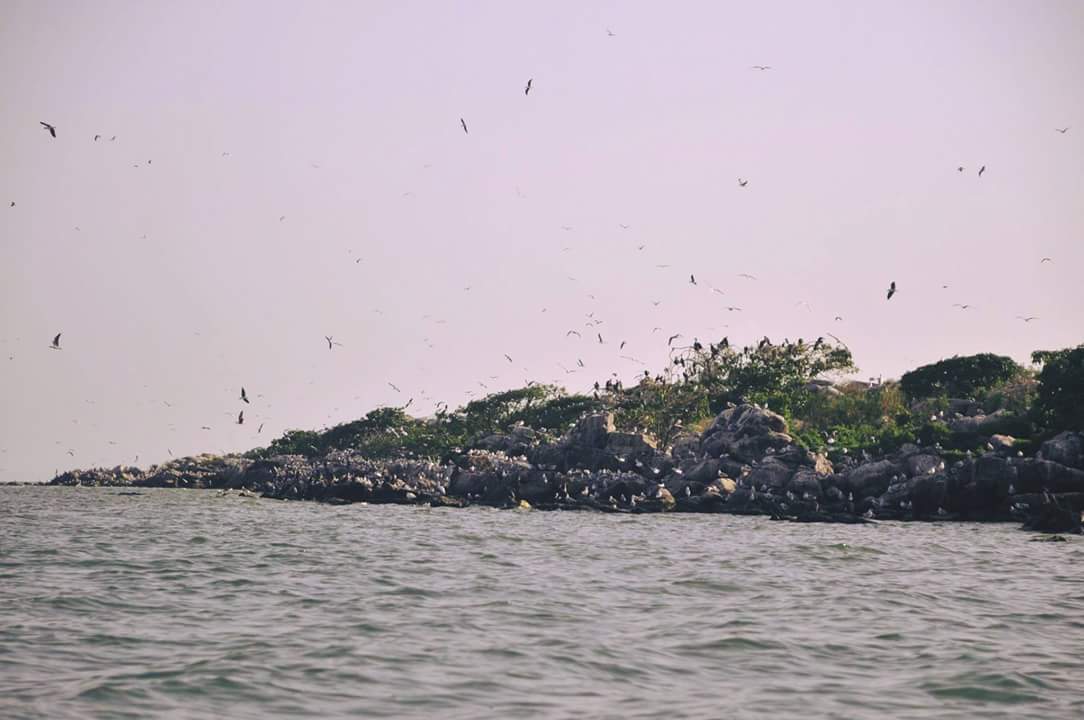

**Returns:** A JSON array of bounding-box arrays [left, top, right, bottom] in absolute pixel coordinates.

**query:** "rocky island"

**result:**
[[49, 341, 1084, 535]]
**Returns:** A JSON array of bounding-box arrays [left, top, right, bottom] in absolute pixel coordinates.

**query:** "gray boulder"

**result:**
[[845, 460, 901, 498], [1038, 432, 1084, 471], [569, 413, 615, 449]]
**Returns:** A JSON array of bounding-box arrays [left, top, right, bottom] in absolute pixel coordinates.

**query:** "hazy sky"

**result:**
[[1, 0, 1082, 483]]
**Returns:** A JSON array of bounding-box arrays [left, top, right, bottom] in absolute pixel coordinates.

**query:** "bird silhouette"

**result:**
[[887, 281, 897, 300], [39, 121, 56, 138], [237, 411, 244, 425], [606, 28, 616, 37], [620, 341, 627, 349], [953, 304, 973, 310], [566, 330, 581, 338], [689, 274, 697, 285], [9, 201, 13, 208], [597, 333, 604, 344], [525, 78, 532, 95], [726, 306, 743, 312], [50, 333, 62, 350], [1055, 127, 1069, 134], [668, 334, 681, 346], [240, 387, 249, 404], [388, 382, 401, 393], [978, 165, 986, 177], [1016, 316, 1039, 322], [750, 65, 772, 70], [738, 178, 748, 187], [1040, 257, 1052, 263], [738, 273, 757, 280], [957, 166, 964, 172], [258, 423, 264, 433], [325, 336, 342, 350], [460, 118, 469, 134], [504, 354, 514, 363], [93, 134, 101, 141]]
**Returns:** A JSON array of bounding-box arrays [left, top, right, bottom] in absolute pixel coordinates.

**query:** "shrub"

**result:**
[[900, 353, 1023, 399], [1031, 345, 1084, 431]]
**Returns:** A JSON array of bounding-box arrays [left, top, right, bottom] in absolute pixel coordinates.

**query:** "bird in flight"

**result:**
[[619, 223, 630, 230], [388, 382, 401, 393], [325, 336, 342, 350], [620, 341, 627, 350], [726, 306, 743, 312], [240, 387, 249, 404], [1040, 257, 1052, 263], [237, 411, 244, 425], [577, 358, 585, 368], [1016, 316, 1039, 322], [258, 423, 264, 433], [738, 273, 757, 280], [738, 178, 748, 187], [668, 333, 681, 346], [978, 165, 986, 177], [886, 281, 897, 300], [711, 287, 725, 295], [689, 274, 697, 285], [1055, 127, 1069, 134], [750, 65, 772, 71], [597, 333, 604, 344], [566, 330, 581, 338], [957, 166, 964, 172], [93, 134, 101, 141], [39, 121, 56, 138], [9, 201, 13, 207], [953, 304, 973, 310], [50, 333, 62, 350], [834, 316, 843, 321], [606, 28, 616, 37], [460, 118, 469, 134], [504, 354, 514, 363], [525, 78, 532, 96]]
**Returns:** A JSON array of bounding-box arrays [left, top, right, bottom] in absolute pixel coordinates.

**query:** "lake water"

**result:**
[[1, 486, 1082, 719]]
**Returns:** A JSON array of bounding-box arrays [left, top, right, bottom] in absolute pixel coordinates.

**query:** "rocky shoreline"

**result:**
[[46, 404, 1084, 534]]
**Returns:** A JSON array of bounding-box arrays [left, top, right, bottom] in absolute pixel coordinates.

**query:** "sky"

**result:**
[[1, 0, 1082, 483]]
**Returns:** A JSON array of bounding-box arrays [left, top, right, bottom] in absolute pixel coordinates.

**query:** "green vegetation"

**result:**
[[249, 342, 1082, 462], [1031, 345, 1084, 431], [899, 353, 1024, 400]]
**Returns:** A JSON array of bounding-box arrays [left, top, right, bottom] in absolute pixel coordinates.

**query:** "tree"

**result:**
[[1031, 345, 1084, 431], [900, 353, 1022, 400]]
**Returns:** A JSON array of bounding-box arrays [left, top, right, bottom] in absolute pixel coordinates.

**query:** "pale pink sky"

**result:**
[[1, 0, 1082, 482]]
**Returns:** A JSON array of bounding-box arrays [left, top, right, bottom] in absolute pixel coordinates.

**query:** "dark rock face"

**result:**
[[1038, 432, 1084, 471], [844, 460, 900, 498], [44, 401, 1084, 534]]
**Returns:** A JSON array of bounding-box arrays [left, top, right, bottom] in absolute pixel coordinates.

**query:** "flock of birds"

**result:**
[[11, 56, 1071, 472]]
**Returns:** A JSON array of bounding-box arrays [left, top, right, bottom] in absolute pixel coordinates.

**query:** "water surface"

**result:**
[[1, 487, 1081, 719]]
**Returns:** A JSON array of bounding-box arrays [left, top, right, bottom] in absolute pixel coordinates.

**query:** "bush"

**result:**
[[900, 353, 1023, 400], [1031, 345, 1084, 431]]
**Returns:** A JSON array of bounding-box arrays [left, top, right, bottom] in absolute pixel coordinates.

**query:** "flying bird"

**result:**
[[1016, 316, 1039, 322], [726, 306, 743, 312], [577, 358, 585, 368], [957, 166, 964, 172], [886, 281, 897, 300], [93, 134, 101, 141], [619, 223, 630, 230], [460, 118, 469, 134], [597, 333, 604, 344], [952, 304, 973, 310], [237, 411, 244, 425], [750, 65, 772, 70], [668, 334, 681, 346], [620, 341, 626, 349], [9, 202, 13, 208], [1055, 127, 1069, 134], [258, 423, 264, 433], [738, 273, 757, 280], [606, 28, 616, 37], [566, 330, 581, 338], [50, 333, 62, 350], [39, 121, 56, 138], [388, 382, 401, 393], [738, 178, 748, 187], [525, 78, 532, 95], [240, 387, 249, 404], [504, 354, 514, 363], [689, 274, 697, 285], [978, 165, 986, 177], [325, 336, 342, 350], [1040, 257, 1052, 263]]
